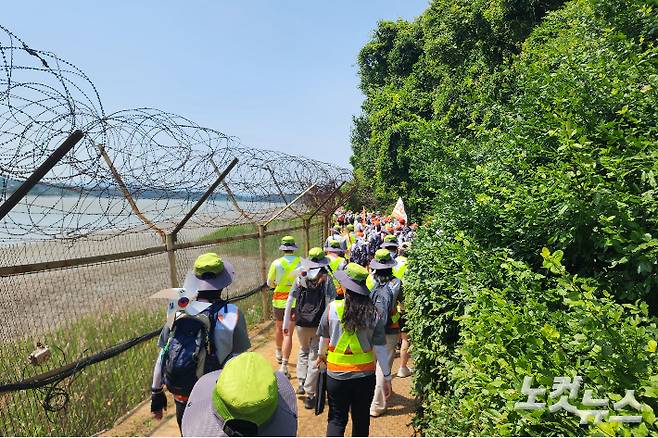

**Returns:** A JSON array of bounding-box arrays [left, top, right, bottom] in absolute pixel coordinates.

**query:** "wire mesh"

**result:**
[[0, 24, 350, 436]]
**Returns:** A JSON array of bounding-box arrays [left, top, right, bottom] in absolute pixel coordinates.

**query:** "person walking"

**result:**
[[267, 236, 302, 377], [368, 249, 403, 417], [282, 247, 337, 409], [181, 352, 298, 437], [316, 263, 392, 437], [325, 226, 347, 250], [326, 239, 347, 300], [381, 234, 399, 259], [394, 242, 413, 378], [150, 252, 251, 432]]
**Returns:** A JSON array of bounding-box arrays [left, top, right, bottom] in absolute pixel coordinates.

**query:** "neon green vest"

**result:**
[[366, 274, 375, 291], [272, 256, 300, 309], [393, 256, 408, 280], [326, 300, 375, 372]]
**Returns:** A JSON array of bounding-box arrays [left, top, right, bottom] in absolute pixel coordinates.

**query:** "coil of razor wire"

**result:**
[[0, 24, 351, 244]]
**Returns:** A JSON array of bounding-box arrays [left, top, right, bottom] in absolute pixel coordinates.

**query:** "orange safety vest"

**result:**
[[326, 300, 375, 373]]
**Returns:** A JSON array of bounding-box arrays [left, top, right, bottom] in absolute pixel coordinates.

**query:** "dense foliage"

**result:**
[[351, 0, 658, 434]]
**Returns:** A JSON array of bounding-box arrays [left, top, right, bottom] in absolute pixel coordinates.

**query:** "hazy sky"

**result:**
[[4, 1, 428, 167]]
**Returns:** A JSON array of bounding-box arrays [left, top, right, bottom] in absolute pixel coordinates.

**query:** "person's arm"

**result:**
[[267, 260, 277, 289], [372, 316, 392, 380], [232, 308, 251, 353], [325, 278, 337, 304], [373, 315, 393, 398], [315, 308, 330, 367], [283, 283, 299, 332], [151, 351, 164, 390], [151, 351, 167, 419]]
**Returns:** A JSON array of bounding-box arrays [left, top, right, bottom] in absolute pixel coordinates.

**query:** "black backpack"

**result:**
[[162, 302, 223, 396], [295, 281, 327, 327]]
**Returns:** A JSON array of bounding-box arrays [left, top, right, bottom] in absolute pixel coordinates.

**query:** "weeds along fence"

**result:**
[[0, 24, 352, 436]]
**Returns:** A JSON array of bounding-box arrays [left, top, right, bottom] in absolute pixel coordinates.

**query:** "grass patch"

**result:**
[[0, 289, 268, 436]]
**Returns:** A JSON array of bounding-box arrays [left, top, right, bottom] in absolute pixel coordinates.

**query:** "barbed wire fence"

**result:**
[[0, 24, 352, 436]]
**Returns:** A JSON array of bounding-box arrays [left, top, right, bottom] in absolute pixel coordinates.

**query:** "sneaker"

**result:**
[[370, 408, 386, 417], [296, 383, 305, 395], [397, 366, 412, 378], [278, 364, 290, 378], [275, 350, 282, 364], [304, 396, 316, 410]]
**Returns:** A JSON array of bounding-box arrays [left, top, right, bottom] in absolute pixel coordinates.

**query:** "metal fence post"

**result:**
[[0, 130, 84, 222], [258, 224, 270, 320], [323, 214, 330, 241], [303, 218, 310, 255], [166, 233, 179, 287]]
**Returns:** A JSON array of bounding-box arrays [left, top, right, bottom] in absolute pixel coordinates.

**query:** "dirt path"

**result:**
[[103, 321, 416, 437]]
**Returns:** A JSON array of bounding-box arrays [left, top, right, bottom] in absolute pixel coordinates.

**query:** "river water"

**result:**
[[0, 195, 279, 243]]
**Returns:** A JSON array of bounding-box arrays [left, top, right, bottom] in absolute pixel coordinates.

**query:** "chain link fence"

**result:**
[[0, 24, 351, 436]]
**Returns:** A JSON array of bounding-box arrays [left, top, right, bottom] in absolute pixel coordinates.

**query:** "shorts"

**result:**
[[273, 307, 296, 322]]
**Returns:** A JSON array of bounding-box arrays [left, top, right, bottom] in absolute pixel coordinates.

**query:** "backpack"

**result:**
[[295, 281, 327, 327], [162, 302, 223, 396]]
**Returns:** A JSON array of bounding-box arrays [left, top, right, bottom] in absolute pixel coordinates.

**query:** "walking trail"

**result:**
[[104, 321, 416, 437]]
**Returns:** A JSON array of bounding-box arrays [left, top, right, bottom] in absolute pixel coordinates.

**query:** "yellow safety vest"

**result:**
[[346, 232, 356, 250], [393, 256, 408, 280], [329, 256, 346, 297], [272, 256, 301, 309], [366, 274, 375, 291], [326, 300, 375, 373]]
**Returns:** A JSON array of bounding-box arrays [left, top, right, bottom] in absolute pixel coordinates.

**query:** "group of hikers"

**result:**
[[149, 208, 414, 437]]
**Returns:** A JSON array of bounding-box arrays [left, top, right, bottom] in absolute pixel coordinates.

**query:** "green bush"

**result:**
[[352, 0, 658, 434], [406, 226, 658, 435]]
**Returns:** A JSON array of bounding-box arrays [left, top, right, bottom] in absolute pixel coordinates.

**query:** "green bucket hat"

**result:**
[[184, 252, 235, 292], [369, 248, 397, 270], [334, 262, 370, 296], [279, 235, 298, 251], [325, 239, 345, 255], [181, 352, 297, 436], [346, 224, 355, 231], [305, 247, 330, 269], [381, 234, 399, 249]]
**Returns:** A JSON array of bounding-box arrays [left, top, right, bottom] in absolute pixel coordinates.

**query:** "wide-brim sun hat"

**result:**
[[279, 235, 298, 251], [325, 246, 345, 256], [326, 238, 345, 255], [185, 253, 235, 292], [381, 241, 399, 250], [334, 263, 370, 296], [370, 248, 398, 270], [304, 247, 330, 269], [182, 353, 297, 437]]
